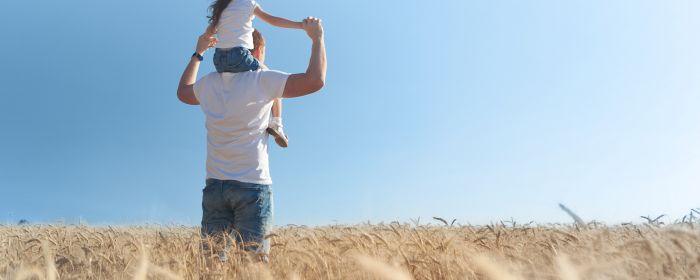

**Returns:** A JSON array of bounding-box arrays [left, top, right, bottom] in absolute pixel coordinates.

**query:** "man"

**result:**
[[177, 17, 326, 260]]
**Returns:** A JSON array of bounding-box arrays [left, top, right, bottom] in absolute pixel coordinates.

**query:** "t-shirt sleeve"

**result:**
[[193, 76, 205, 103], [258, 70, 290, 100], [193, 73, 216, 104]]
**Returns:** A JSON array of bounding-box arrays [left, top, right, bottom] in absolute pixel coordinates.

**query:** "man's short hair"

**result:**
[[252, 29, 265, 52]]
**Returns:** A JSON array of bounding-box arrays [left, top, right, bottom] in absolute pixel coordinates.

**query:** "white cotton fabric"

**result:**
[[215, 0, 259, 49], [194, 70, 290, 184]]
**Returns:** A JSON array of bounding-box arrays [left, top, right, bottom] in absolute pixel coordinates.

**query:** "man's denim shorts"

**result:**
[[213, 47, 261, 73], [201, 178, 273, 260]]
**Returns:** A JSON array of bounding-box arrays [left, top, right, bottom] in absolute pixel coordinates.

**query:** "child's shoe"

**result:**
[[267, 118, 289, 148]]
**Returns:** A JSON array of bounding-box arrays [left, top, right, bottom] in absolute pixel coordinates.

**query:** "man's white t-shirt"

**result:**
[[216, 0, 259, 49], [194, 70, 289, 185]]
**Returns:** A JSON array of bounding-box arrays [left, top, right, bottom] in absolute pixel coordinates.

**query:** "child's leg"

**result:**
[[271, 98, 283, 119], [214, 47, 260, 73]]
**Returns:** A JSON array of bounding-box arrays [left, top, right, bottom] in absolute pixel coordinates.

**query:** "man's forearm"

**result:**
[[179, 57, 201, 90], [176, 56, 202, 105], [307, 37, 326, 86], [178, 31, 216, 105]]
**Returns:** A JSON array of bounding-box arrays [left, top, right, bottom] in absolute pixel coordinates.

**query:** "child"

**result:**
[[208, 0, 302, 148]]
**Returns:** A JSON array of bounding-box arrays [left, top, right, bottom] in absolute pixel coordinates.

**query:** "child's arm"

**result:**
[[254, 6, 303, 29]]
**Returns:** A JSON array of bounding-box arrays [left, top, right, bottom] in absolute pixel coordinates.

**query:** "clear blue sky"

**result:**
[[1, 0, 699, 226]]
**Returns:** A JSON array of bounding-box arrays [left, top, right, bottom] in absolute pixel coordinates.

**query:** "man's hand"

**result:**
[[302, 17, 324, 42], [196, 28, 218, 55]]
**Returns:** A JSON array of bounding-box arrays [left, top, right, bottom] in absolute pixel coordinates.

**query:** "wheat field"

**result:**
[[2, 212, 700, 280]]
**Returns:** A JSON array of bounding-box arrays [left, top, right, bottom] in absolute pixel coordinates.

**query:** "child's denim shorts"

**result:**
[[214, 47, 261, 73]]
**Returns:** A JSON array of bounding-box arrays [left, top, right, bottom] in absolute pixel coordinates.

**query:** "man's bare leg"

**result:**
[[267, 98, 289, 148]]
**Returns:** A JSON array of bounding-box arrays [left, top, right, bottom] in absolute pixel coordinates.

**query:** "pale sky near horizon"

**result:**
[[1, 0, 699, 226]]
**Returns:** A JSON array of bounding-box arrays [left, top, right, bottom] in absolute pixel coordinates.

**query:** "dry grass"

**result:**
[[1, 220, 700, 279]]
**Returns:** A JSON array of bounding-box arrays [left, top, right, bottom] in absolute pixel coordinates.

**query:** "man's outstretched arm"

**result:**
[[283, 17, 327, 98], [177, 31, 218, 105]]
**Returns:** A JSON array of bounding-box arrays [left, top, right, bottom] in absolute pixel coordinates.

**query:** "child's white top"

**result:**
[[216, 0, 259, 49]]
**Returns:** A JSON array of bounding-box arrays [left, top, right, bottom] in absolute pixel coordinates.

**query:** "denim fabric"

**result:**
[[213, 47, 261, 73], [201, 178, 273, 261]]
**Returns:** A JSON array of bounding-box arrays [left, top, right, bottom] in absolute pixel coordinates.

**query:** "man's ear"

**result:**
[[251, 48, 261, 60]]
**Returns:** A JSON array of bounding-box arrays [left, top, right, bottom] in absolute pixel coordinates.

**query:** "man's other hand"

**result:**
[[196, 28, 218, 55]]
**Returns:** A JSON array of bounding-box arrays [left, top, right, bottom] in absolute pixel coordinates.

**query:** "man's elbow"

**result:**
[[177, 93, 188, 104], [309, 78, 325, 93], [177, 88, 199, 105], [176, 89, 186, 103], [283, 75, 326, 98]]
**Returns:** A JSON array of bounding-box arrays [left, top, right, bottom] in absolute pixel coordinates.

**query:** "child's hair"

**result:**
[[208, 0, 233, 28]]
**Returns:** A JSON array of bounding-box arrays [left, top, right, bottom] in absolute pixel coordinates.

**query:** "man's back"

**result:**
[[194, 70, 289, 184]]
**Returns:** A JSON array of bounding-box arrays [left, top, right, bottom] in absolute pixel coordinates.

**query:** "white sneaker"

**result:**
[[266, 124, 289, 148]]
